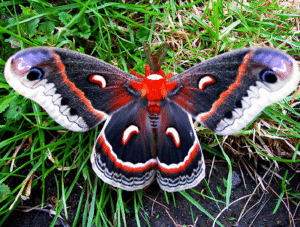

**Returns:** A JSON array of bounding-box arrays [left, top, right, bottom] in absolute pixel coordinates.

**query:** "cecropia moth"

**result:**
[[4, 45, 299, 192]]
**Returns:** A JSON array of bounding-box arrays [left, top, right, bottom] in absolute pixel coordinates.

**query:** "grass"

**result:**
[[0, 0, 300, 226]]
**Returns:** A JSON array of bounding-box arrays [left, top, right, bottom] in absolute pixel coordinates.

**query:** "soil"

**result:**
[[2, 151, 300, 227]]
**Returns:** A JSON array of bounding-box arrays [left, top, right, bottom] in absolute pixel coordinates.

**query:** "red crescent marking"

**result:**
[[199, 51, 254, 122], [51, 51, 105, 119], [99, 135, 157, 172], [158, 142, 200, 174]]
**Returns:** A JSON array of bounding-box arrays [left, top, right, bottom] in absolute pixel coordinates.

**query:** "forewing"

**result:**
[[4, 47, 142, 131], [167, 48, 299, 135]]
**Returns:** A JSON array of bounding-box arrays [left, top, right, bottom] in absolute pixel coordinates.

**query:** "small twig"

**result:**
[[212, 194, 254, 227], [165, 209, 198, 227], [150, 191, 161, 216], [143, 194, 170, 211], [291, 84, 300, 104], [23, 171, 35, 199], [165, 209, 178, 226], [261, 164, 290, 185], [254, 172, 295, 226], [47, 148, 78, 171], [3, 137, 27, 171], [238, 159, 247, 189], [292, 198, 300, 220], [248, 194, 272, 227], [15, 204, 53, 212], [15, 205, 70, 227], [207, 155, 216, 185], [240, 158, 256, 182], [236, 163, 274, 223], [9, 170, 36, 210]]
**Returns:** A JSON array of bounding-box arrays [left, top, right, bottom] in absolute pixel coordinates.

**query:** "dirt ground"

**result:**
[[2, 149, 300, 227]]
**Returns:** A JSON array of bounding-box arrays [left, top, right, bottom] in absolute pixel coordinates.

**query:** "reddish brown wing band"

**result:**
[[4, 46, 299, 192]]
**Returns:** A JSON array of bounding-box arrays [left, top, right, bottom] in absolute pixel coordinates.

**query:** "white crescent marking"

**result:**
[[198, 75, 216, 90], [90, 75, 106, 88], [122, 125, 140, 145], [166, 127, 180, 147]]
